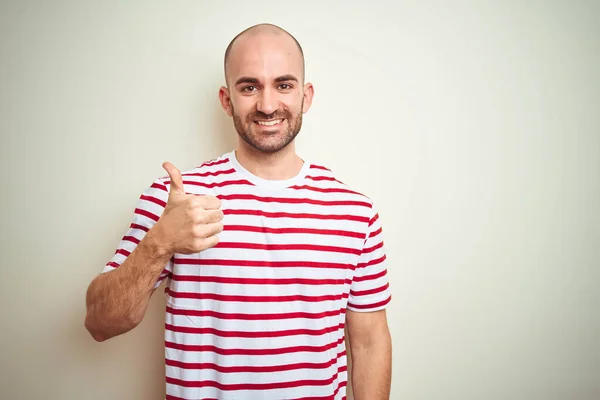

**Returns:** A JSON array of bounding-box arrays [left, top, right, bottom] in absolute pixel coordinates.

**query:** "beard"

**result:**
[[232, 100, 304, 154]]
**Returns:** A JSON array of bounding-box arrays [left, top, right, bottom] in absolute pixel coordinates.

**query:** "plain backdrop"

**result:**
[[1, 1, 599, 399]]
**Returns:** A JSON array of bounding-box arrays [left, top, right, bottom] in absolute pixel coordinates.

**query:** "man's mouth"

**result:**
[[255, 119, 284, 127]]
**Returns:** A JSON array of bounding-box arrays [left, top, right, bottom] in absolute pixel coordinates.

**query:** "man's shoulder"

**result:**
[[186, 152, 233, 175], [149, 152, 234, 194], [305, 160, 375, 208], [156, 152, 233, 180]]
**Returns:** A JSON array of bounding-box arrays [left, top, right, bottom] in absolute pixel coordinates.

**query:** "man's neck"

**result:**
[[235, 141, 304, 181]]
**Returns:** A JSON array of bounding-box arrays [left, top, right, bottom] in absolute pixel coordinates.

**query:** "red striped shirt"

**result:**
[[102, 151, 390, 400]]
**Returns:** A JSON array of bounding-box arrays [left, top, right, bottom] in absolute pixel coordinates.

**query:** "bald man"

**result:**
[[85, 24, 392, 400]]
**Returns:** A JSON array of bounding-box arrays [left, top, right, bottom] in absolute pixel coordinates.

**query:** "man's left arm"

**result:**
[[346, 205, 392, 399], [346, 309, 392, 400]]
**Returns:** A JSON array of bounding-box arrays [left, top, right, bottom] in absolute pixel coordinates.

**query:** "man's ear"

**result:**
[[219, 86, 233, 117], [302, 82, 315, 113]]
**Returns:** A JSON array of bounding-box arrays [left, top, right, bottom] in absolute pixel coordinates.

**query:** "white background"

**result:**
[[1, 1, 598, 399]]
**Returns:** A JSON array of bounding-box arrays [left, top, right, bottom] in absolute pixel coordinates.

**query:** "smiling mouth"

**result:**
[[255, 119, 284, 127]]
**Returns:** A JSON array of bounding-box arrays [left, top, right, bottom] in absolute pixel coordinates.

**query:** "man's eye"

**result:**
[[279, 84, 292, 90], [242, 86, 257, 92]]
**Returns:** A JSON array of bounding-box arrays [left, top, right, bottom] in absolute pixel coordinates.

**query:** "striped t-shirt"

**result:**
[[103, 150, 391, 400]]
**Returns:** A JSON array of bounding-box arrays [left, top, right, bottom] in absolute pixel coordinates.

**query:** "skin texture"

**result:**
[[346, 309, 393, 399], [85, 23, 391, 399]]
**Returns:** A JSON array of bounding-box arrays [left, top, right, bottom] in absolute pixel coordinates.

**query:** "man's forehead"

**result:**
[[225, 30, 304, 84]]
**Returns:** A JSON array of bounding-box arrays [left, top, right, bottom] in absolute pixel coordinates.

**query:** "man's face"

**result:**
[[220, 32, 313, 154]]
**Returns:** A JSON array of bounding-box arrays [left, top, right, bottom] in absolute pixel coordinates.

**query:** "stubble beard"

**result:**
[[232, 101, 304, 154]]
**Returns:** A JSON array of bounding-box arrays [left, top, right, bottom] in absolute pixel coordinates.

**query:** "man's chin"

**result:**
[[241, 135, 294, 154]]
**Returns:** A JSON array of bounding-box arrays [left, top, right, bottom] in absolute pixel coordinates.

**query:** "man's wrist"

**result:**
[[142, 224, 173, 259]]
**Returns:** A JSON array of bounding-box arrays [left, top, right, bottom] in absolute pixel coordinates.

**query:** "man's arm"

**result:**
[[84, 231, 171, 342], [84, 162, 223, 342], [346, 309, 392, 400]]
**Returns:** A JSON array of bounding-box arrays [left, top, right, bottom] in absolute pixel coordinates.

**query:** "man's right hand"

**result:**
[[152, 162, 224, 255]]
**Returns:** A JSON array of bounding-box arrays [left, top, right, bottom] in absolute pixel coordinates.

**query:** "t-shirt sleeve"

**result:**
[[347, 205, 391, 312], [102, 179, 173, 289]]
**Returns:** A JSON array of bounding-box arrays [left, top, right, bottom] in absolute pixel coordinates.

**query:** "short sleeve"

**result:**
[[102, 179, 173, 289], [347, 206, 391, 312]]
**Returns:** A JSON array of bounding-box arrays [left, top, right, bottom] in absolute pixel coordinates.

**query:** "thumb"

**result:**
[[162, 162, 184, 196]]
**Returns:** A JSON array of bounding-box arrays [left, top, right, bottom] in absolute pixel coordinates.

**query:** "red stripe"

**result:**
[[362, 241, 384, 254], [171, 274, 351, 286], [106, 261, 120, 269], [122, 235, 140, 245], [150, 182, 168, 192], [184, 168, 235, 177], [354, 268, 387, 282], [166, 305, 346, 320], [224, 209, 369, 223], [165, 350, 346, 373], [134, 208, 160, 222], [217, 193, 370, 208], [214, 241, 361, 255], [166, 365, 346, 390], [350, 282, 389, 297], [347, 296, 391, 310], [174, 258, 353, 270], [295, 379, 347, 400], [116, 248, 130, 257], [368, 226, 383, 240], [310, 164, 331, 172], [356, 254, 386, 270], [165, 322, 345, 338], [200, 158, 229, 167], [129, 223, 149, 232], [305, 175, 344, 184], [167, 289, 349, 303], [165, 335, 345, 356], [368, 213, 379, 227], [224, 224, 364, 239], [290, 185, 364, 196], [140, 194, 166, 208], [166, 397, 219, 400], [166, 179, 253, 188]]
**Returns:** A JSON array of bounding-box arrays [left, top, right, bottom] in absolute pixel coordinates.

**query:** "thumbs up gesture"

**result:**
[[152, 162, 224, 255]]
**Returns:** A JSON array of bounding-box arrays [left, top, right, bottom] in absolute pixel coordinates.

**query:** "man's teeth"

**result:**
[[257, 119, 283, 126]]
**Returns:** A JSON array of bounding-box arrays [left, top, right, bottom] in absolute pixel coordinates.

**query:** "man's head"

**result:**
[[219, 24, 314, 154]]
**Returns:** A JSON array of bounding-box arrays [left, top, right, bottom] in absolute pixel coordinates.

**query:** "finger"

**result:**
[[204, 221, 224, 237], [198, 195, 221, 210], [203, 235, 220, 249], [162, 162, 184, 195], [194, 235, 220, 252], [203, 209, 224, 224]]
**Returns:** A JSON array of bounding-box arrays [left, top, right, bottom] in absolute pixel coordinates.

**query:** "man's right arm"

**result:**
[[84, 229, 171, 342], [84, 162, 223, 342]]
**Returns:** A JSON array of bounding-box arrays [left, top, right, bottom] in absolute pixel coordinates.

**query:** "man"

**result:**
[[85, 23, 392, 400]]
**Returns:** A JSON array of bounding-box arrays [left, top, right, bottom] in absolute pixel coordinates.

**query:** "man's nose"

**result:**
[[256, 88, 278, 116]]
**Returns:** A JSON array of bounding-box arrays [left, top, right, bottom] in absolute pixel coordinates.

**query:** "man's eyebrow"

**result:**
[[275, 74, 298, 83], [235, 77, 260, 86], [234, 74, 299, 86]]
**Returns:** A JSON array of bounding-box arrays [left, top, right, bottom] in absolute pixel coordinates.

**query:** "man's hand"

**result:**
[[152, 162, 224, 255]]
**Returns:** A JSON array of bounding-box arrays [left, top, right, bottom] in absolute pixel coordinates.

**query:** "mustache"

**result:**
[[249, 110, 292, 121]]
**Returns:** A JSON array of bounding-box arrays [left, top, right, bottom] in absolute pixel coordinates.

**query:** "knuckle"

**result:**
[[190, 197, 202, 209], [192, 238, 205, 251], [192, 224, 206, 238], [198, 212, 211, 224]]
